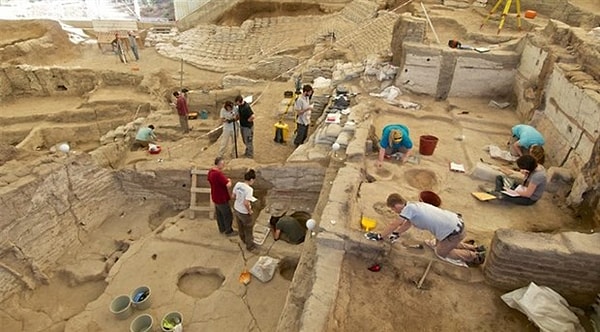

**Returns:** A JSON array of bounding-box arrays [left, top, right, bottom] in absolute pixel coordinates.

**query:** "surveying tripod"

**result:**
[[480, 0, 522, 34]]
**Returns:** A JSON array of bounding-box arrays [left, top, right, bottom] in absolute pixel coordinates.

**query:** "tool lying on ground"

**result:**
[[415, 260, 434, 290]]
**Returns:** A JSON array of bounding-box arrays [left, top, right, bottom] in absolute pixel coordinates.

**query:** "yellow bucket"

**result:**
[[361, 217, 377, 231], [273, 121, 289, 143]]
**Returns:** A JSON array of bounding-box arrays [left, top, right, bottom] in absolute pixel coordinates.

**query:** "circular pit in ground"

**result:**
[[177, 267, 225, 299], [404, 169, 437, 191]]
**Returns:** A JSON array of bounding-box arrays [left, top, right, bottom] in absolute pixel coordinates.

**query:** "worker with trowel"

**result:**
[[376, 124, 413, 167], [133, 124, 157, 149], [366, 193, 485, 267]]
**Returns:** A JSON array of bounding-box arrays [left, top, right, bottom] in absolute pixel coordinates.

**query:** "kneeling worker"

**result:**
[[269, 205, 306, 244], [134, 125, 157, 148], [376, 124, 413, 167]]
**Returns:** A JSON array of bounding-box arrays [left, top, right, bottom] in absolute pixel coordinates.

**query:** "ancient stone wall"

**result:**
[[519, 0, 600, 30], [0, 156, 192, 303], [484, 229, 600, 305], [176, 0, 241, 30], [396, 42, 519, 99], [0, 66, 142, 101], [513, 21, 600, 224]]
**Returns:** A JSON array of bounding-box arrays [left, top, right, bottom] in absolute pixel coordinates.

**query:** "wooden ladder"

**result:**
[[189, 169, 214, 219]]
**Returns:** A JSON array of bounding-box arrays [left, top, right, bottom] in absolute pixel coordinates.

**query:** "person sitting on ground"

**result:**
[[366, 193, 485, 267], [134, 125, 157, 149], [268, 205, 306, 245], [376, 124, 413, 167], [510, 124, 545, 157], [488, 155, 547, 206]]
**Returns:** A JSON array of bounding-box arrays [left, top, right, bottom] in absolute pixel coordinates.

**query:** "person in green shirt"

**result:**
[[134, 125, 157, 148], [269, 205, 306, 244]]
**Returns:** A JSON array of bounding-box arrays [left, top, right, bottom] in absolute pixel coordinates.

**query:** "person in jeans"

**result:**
[[235, 95, 255, 158], [232, 169, 258, 251], [207, 157, 237, 236], [366, 193, 485, 266], [293, 84, 313, 148], [376, 124, 413, 167], [491, 155, 547, 205]]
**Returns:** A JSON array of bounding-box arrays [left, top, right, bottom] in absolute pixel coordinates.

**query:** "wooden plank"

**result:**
[[190, 187, 210, 194], [191, 169, 209, 175]]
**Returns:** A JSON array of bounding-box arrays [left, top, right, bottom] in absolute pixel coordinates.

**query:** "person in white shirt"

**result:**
[[218, 100, 240, 158], [232, 169, 258, 251], [293, 84, 313, 148]]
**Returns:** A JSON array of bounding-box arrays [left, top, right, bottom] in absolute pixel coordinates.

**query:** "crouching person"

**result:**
[[269, 205, 306, 244], [366, 193, 485, 267]]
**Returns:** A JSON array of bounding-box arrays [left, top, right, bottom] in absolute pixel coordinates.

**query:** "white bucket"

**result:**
[[109, 295, 133, 320], [161, 311, 183, 331], [130, 314, 153, 332], [131, 285, 151, 310]]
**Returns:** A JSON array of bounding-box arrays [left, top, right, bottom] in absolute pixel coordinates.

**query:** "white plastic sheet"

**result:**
[[501, 282, 584, 332], [250, 256, 280, 283]]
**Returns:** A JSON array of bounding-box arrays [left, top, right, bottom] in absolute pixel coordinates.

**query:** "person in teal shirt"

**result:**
[[134, 125, 157, 148], [510, 124, 545, 157], [377, 124, 413, 166]]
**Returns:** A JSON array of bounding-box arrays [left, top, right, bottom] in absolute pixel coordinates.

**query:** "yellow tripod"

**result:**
[[480, 0, 522, 34]]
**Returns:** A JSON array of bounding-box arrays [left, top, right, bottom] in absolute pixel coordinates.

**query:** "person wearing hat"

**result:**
[[232, 169, 258, 251], [376, 124, 413, 167], [269, 204, 306, 245]]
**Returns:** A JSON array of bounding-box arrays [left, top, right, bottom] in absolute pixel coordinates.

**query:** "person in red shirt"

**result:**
[[207, 157, 237, 236], [173, 91, 189, 134]]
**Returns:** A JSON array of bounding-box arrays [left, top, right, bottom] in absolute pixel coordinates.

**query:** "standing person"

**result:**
[[366, 193, 485, 267], [207, 157, 237, 236], [293, 84, 314, 148], [235, 95, 255, 158], [127, 31, 139, 61], [218, 101, 239, 158], [510, 124, 545, 157], [173, 91, 189, 134], [111, 33, 126, 63], [134, 124, 157, 149], [232, 169, 258, 251], [376, 124, 413, 167]]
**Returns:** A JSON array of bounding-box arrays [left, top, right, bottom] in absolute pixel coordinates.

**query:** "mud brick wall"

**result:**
[[485, 228, 600, 304], [0, 66, 142, 100], [0, 157, 125, 303]]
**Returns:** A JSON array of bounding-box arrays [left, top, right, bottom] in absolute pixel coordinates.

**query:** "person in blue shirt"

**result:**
[[510, 124, 545, 157], [376, 124, 413, 166], [134, 125, 157, 148]]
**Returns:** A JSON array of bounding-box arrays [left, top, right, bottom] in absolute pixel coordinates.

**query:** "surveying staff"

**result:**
[[235, 95, 255, 158], [218, 101, 239, 158], [366, 193, 485, 267], [173, 91, 189, 134], [293, 84, 314, 148], [376, 124, 413, 167]]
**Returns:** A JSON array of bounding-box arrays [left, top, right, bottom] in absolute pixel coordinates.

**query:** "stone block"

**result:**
[[485, 228, 600, 304]]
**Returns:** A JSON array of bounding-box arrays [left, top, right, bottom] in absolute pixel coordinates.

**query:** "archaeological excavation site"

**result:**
[[1, 0, 599, 331]]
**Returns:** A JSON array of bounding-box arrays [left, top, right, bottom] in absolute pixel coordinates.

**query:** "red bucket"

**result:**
[[419, 191, 441, 207], [419, 135, 439, 156]]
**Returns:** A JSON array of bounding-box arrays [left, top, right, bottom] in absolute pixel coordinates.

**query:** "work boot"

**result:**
[[224, 230, 238, 237]]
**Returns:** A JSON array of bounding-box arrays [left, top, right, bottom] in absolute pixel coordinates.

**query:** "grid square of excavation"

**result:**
[[1, 1, 600, 332]]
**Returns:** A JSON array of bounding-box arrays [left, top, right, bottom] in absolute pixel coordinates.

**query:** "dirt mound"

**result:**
[[0, 20, 79, 66], [0, 144, 18, 166]]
